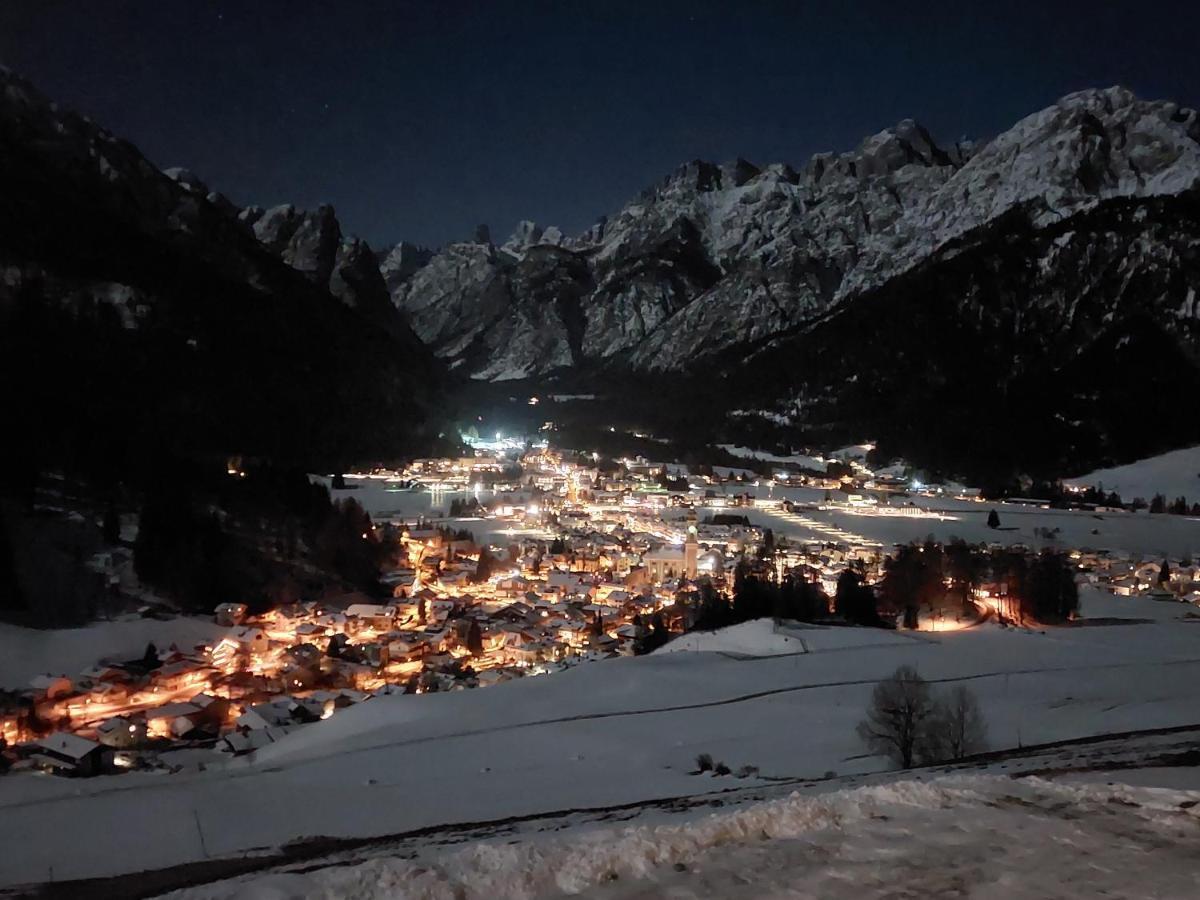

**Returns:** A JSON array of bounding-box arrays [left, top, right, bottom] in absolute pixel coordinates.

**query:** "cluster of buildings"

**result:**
[[0, 450, 769, 775], [1073, 550, 1200, 603], [10, 445, 1193, 778]]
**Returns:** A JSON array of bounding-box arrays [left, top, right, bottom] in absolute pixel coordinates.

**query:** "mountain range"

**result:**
[[385, 87, 1200, 381], [2, 64, 1199, 482], [379, 84, 1200, 481]]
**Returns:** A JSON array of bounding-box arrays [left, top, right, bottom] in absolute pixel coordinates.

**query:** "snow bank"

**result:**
[[164, 775, 1200, 899]]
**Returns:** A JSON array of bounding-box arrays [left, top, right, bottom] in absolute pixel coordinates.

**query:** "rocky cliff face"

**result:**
[[393, 87, 1200, 383], [730, 188, 1200, 480]]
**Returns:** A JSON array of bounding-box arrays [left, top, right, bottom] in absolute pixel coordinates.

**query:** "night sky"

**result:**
[[2, 1, 1198, 249]]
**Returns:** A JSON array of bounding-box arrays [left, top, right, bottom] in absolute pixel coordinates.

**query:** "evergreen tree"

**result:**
[[1158, 559, 1171, 587], [1023, 550, 1079, 623], [878, 543, 946, 627], [649, 612, 670, 649], [141, 642, 160, 670], [776, 573, 827, 623], [466, 619, 484, 655], [835, 570, 879, 626], [472, 547, 497, 583], [945, 539, 985, 616], [1150, 494, 1167, 514], [986, 509, 1001, 529], [693, 580, 734, 630]]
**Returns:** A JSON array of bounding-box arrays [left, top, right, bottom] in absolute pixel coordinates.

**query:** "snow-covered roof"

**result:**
[[37, 732, 102, 760]]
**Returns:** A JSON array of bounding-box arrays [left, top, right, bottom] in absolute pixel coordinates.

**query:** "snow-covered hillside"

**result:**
[[0, 616, 222, 688], [1067, 445, 1200, 504], [3, 588, 1200, 889], [167, 775, 1200, 899]]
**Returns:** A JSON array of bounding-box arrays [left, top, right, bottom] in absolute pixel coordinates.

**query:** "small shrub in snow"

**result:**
[[695, 753, 714, 773], [714, 761, 732, 776], [736, 765, 759, 779]]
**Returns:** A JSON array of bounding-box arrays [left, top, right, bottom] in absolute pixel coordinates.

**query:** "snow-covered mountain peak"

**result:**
[[390, 85, 1200, 381]]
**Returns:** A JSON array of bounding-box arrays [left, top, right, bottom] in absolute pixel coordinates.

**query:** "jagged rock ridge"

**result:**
[[390, 87, 1200, 381]]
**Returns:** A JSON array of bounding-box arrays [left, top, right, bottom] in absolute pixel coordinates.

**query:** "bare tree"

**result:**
[[929, 684, 987, 761], [857, 665, 936, 768]]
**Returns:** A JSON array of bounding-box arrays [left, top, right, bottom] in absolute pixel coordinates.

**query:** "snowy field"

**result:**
[[1066, 445, 1200, 504], [749, 498, 1200, 557], [313, 475, 478, 519], [0, 615, 222, 689], [324, 475, 1200, 558], [164, 775, 1200, 900], [717, 444, 827, 469], [657, 618, 924, 656], [4, 588, 1200, 889]]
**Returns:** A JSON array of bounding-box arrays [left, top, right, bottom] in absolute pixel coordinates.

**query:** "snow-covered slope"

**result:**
[[0, 617, 222, 687], [168, 775, 1200, 900], [4, 588, 1200, 888], [392, 87, 1200, 381], [657, 619, 909, 656], [1067, 446, 1200, 504]]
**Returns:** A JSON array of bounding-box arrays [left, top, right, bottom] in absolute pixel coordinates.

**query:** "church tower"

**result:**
[[684, 510, 698, 581]]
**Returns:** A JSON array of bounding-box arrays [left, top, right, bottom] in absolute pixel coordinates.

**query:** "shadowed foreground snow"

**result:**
[[166, 775, 1200, 899], [6, 588, 1200, 889]]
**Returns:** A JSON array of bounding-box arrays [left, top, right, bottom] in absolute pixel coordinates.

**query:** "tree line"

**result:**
[[875, 540, 1079, 627], [683, 538, 1079, 636]]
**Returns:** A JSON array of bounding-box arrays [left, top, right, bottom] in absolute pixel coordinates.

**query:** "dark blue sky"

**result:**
[[2, 1, 1197, 249]]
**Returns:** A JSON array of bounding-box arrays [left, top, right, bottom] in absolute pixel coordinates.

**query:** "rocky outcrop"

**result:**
[[240, 203, 341, 285], [378, 241, 434, 295], [393, 87, 1200, 381]]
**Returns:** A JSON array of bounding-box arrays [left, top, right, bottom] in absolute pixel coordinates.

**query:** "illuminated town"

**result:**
[[3, 438, 1197, 775]]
